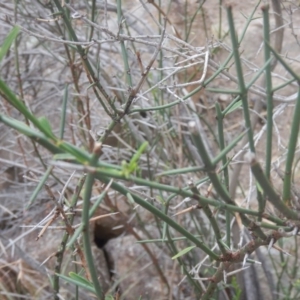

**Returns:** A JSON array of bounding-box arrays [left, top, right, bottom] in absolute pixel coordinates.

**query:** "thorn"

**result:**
[[292, 226, 299, 236], [268, 238, 274, 253], [272, 244, 292, 256], [243, 253, 249, 267], [226, 266, 250, 277], [223, 270, 227, 284], [172, 205, 201, 217]]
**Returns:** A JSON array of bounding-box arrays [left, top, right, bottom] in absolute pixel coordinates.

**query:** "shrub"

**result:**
[[1, 1, 300, 299]]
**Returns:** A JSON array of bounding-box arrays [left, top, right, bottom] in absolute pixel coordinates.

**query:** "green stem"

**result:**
[[249, 153, 299, 220], [216, 103, 231, 247], [53, 175, 86, 299], [189, 121, 266, 239], [59, 84, 69, 140], [189, 183, 227, 255], [96, 174, 219, 260], [262, 5, 273, 179], [82, 144, 104, 299], [226, 5, 255, 153], [91, 165, 274, 218], [88, 0, 96, 42], [283, 88, 300, 205], [218, 0, 223, 40], [166, 226, 203, 296], [116, 0, 133, 87]]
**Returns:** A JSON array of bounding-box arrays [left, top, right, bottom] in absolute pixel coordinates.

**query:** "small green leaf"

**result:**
[[53, 153, 77, 161], [56, 272, 96, 294], [120, 142, 148, 177], [26, 166, 53, 209], [0, 80, 39, 127], [121, 160, 130, 178], [224, 100, 242, 115], [130, 141, 148, 165], [0, 114, 62, 154], [69, 272, 94, 287], [172, 246, 196, 259], [38, 116, 54, 138], [59, 84, 69, 139], [155, 195, 166, 205], [0, 26, 19, 63]]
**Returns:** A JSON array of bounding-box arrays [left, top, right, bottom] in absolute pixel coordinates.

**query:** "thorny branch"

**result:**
[[1, 1, 300, 299]]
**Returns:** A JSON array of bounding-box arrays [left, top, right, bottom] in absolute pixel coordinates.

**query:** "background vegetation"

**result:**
[[1, 1, 300, 299]]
